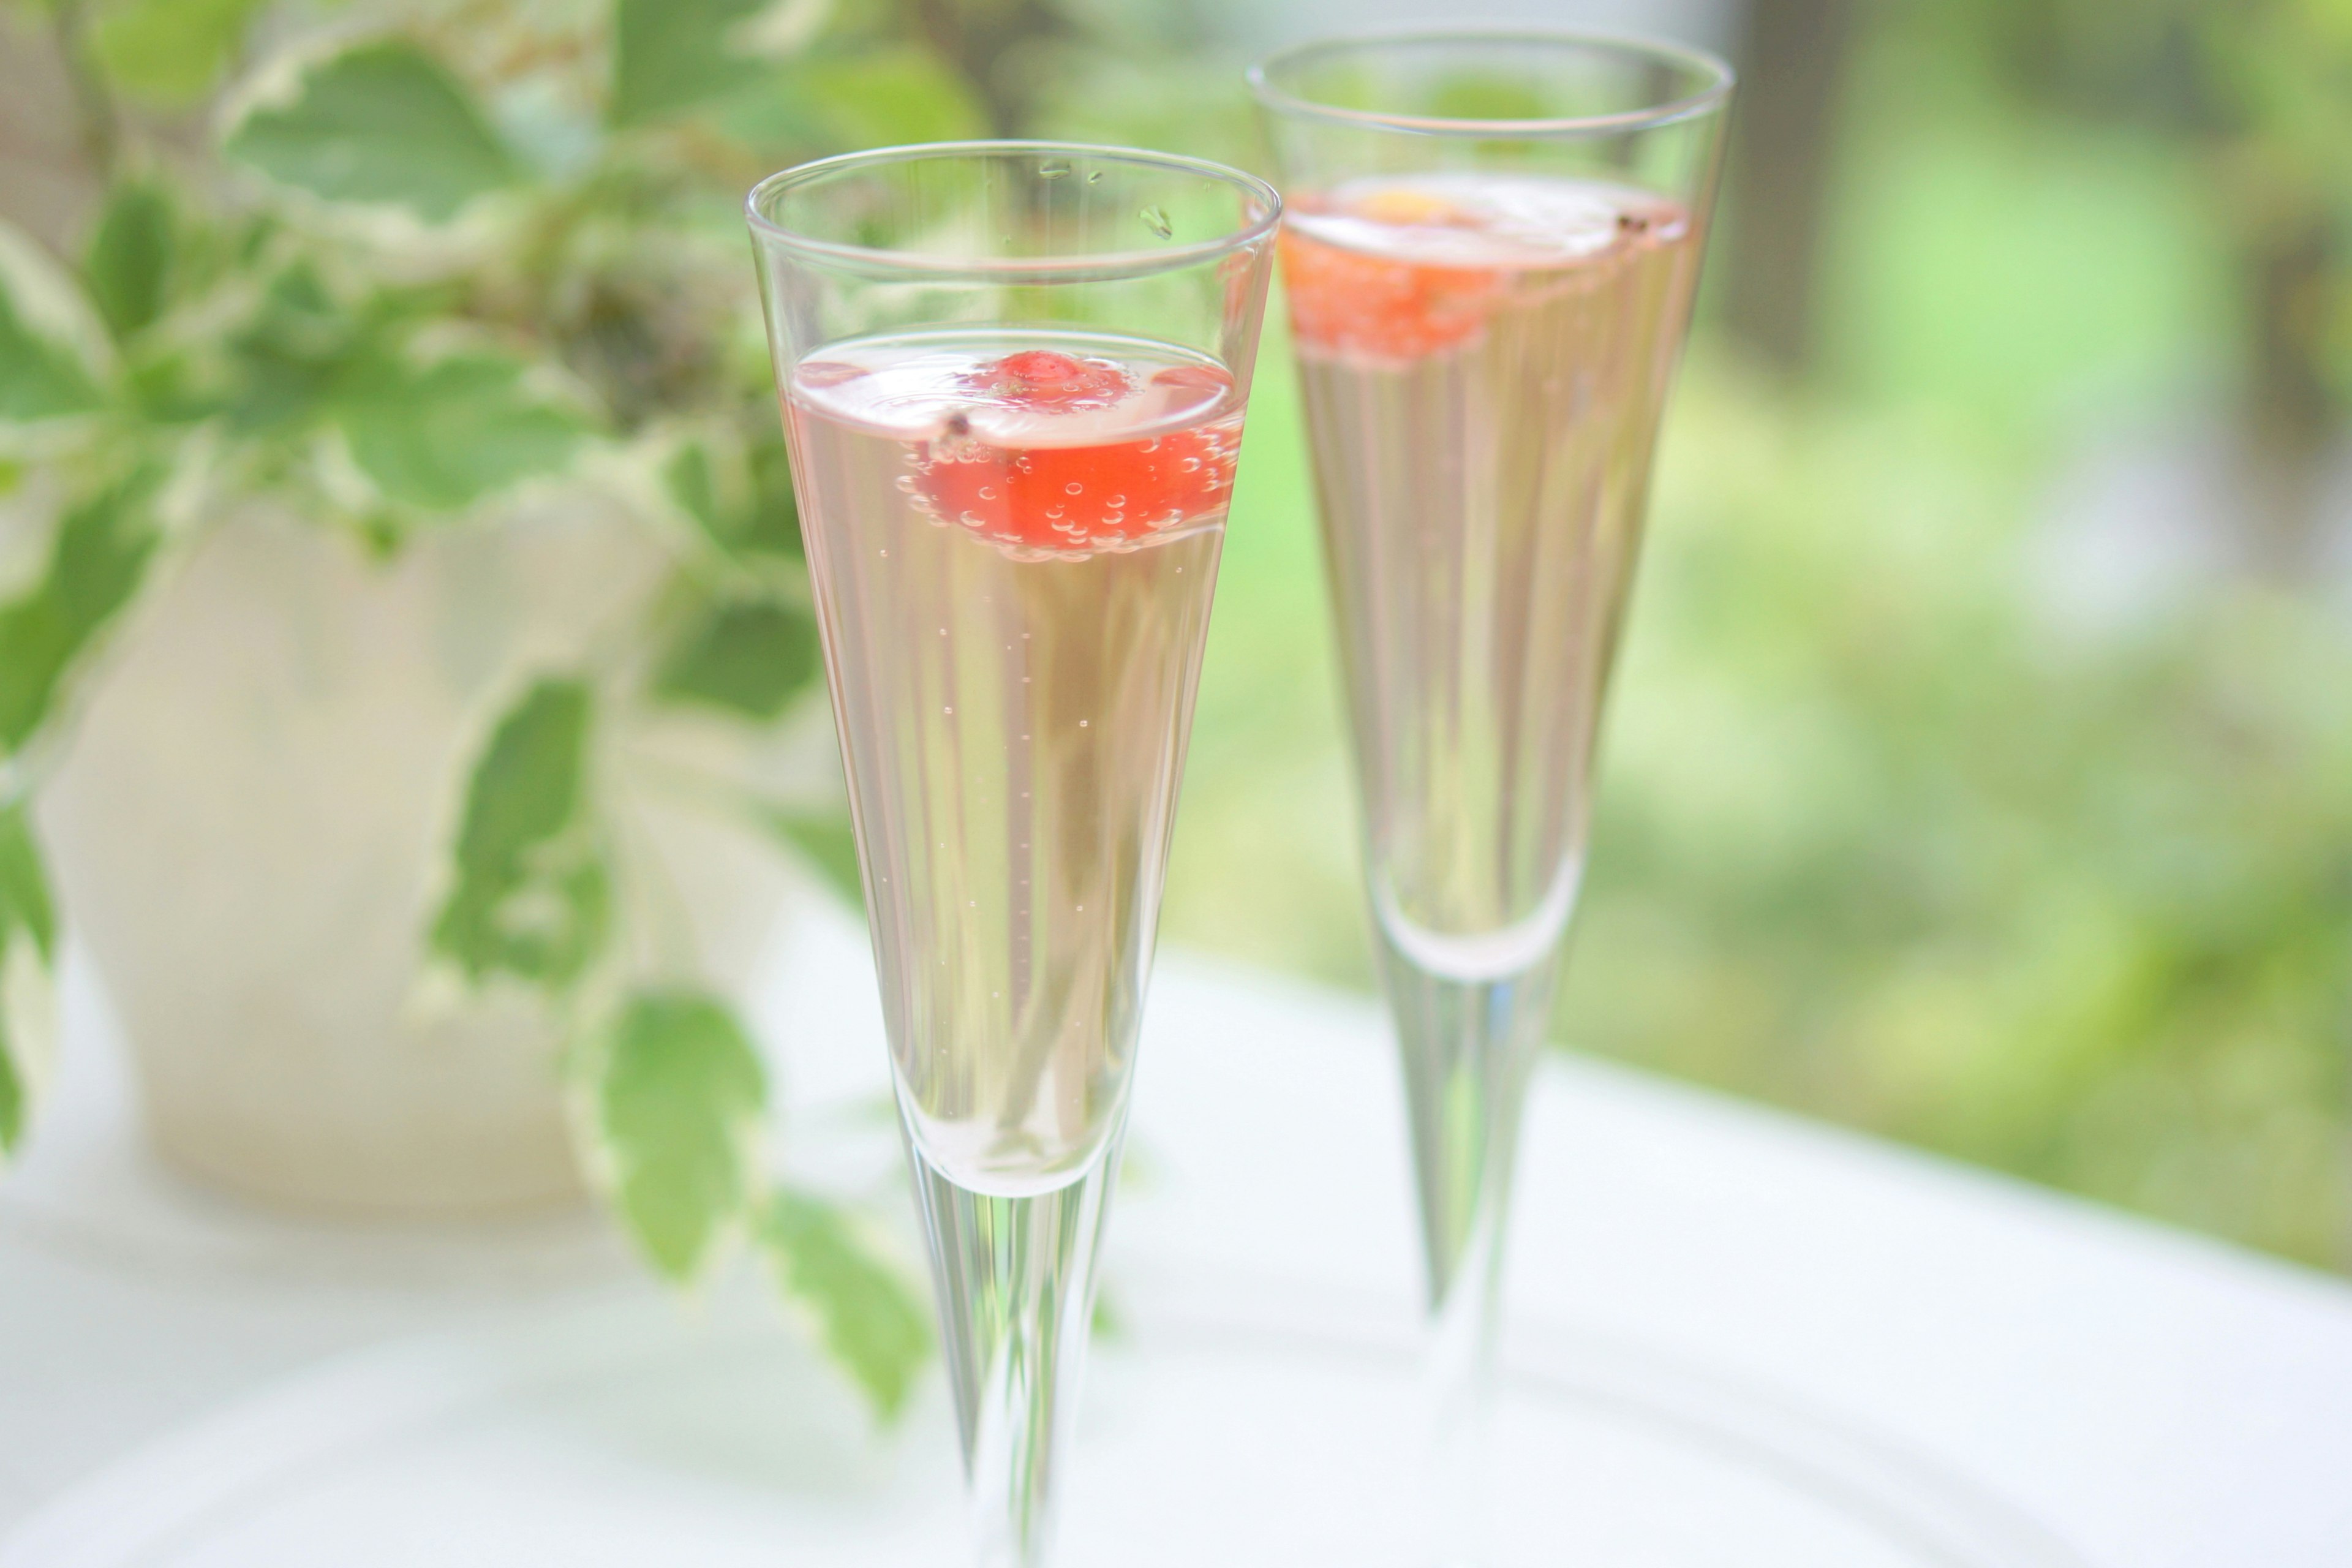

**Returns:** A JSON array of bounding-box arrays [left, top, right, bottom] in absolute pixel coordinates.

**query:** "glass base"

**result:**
[[1, 1275, 2082, 1568]]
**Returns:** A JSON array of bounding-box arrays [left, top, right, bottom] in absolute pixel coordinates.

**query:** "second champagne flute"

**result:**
[[747, 143, 1278, 1568], [1251, 31, 1733, 1566]]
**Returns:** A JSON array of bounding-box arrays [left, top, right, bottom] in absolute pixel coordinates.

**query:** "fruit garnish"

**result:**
[[1280, 181, 1678, 360], [1354, 188, 1467, 227], [1279, 222, 1501, 360], [913, 428, 1236, 553], [905, 352, 1238, 553], [952, 349, 1131, 411]]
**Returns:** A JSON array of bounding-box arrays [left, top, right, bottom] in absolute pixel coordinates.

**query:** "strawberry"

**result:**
[[1279, 224, 1499, 360], [910, 358, 1238, 553], [913, 427, 1237, 552], [951, 349, 1130, 411]]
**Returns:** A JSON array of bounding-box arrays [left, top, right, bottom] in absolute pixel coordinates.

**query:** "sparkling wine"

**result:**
[[784, 331, 1240, 1197], [1283, 174, 1703, 978]]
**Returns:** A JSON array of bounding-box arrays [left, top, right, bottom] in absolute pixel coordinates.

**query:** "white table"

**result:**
[[2, 909, 2348, 1566]]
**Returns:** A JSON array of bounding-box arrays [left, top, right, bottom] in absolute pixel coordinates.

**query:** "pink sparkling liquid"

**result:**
[[1284, 175, 1703, 974], [785, 330, 1242, 1194]]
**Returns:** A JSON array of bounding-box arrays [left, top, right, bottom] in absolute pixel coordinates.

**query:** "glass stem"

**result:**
[[906, 1125, 1123, 1568], [1378, 939, 1564, 1568]]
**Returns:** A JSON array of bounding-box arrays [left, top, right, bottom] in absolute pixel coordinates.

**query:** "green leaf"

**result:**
[[662, 441, 723, 538], [0, 803, 53, 1159], [85, 181, 174, 342], [0, 1003, 21, 1157], [224, 39, 522, 222], [94, 0, 268, 107], [222, 263, 362, 434], [0, 224, 108, 423], [590, 989, 768, 1281], [778, 46, 988, 149], [743, 434, 805, 560], [0, 470, 162, 758], [750, 805, 863, 907], [127, 350, 225, 426], [654, 597, 820, 722], [430, 677, 609, 989], [664, 435, 804, 563], [709, 43, 986, 153], [610, 0, 771, 127], [0, 805, 56, 966], [335, 354, 587, 511], [761, 1188, 932, 1420]]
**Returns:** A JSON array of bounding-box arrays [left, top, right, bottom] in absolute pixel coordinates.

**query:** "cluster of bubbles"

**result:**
[[898, 417, 1240, 562]]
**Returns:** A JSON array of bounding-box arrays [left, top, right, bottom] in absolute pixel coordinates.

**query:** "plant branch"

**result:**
[[51, 0, 120, 183], [910, 0, 1066, 139]]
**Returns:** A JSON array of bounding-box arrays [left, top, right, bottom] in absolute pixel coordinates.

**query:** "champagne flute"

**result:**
[[1250, 33, 1732, 1564], [746, 144, 1277, 1568]]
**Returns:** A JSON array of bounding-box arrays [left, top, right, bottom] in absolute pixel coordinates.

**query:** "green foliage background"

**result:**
[[1159, 1, 2352, 1272]]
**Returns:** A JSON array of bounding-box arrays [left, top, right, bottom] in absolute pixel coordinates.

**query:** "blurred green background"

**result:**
[[1172, 0, 2352, 1272], [2, 0, 2346, 1270], [1175, 0, 2352, 1272]]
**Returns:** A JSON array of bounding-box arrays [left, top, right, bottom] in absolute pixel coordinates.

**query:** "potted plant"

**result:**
[[0, 0, 1003, 1415]]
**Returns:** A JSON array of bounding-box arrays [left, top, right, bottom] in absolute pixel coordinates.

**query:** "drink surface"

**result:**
[[1281, 174, 1700, 976], [785, 331, 1238, 1195]]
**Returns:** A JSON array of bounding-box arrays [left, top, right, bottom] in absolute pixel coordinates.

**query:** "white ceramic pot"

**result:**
[[34, 506, 804, 1218]]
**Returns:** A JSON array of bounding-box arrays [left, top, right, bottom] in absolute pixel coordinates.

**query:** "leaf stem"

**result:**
[[52, 0, 120, 183]]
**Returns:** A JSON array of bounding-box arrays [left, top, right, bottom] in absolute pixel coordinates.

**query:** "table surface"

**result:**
[[2, 907, 2348, 1568]]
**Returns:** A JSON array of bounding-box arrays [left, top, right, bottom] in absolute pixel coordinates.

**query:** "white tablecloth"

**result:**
[[2, 909, 2348, 1566]]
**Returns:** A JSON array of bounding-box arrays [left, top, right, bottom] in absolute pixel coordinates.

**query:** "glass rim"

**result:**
[[744, 140, 1283, 281], [1247, 28, 1735, 138]]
